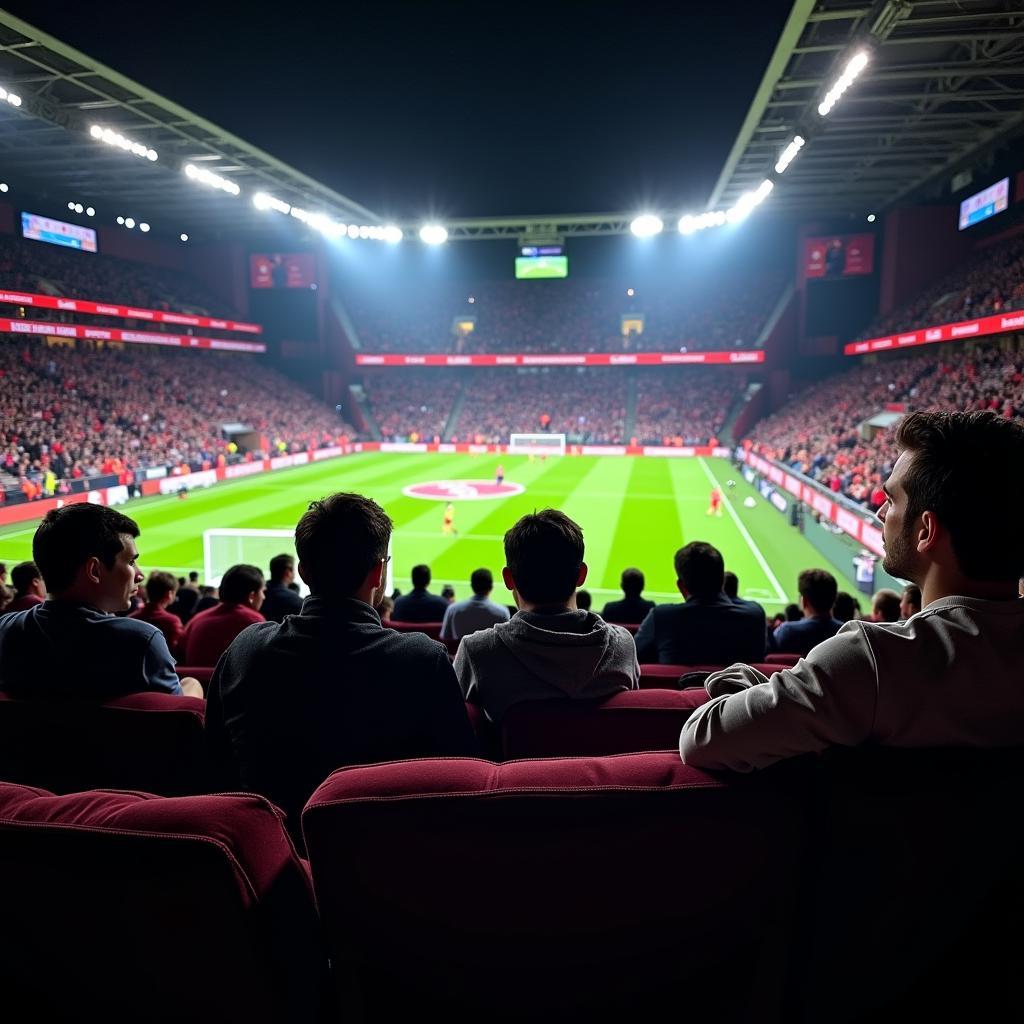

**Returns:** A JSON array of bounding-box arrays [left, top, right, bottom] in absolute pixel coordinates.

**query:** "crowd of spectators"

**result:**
[[366, 371, 462, 443], [632, 371, 735, 446]]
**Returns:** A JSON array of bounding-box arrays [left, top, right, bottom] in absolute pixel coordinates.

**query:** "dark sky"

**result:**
[[12, 1, 794, 220]]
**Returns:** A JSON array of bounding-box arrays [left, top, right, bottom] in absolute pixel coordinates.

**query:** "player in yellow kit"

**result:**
[[442, 502, 458, 535]]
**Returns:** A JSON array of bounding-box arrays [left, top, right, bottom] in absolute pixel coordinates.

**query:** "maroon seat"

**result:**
[[303, 753, 804, 1021], [0, 782, 326, 1021], [0, 691, 208, 796], [639, 662, 784, 688], [384, 619, 445, 642], [501, 689, 709, 758], [175, 665, 215, 687], [764, 652, 801, 666]]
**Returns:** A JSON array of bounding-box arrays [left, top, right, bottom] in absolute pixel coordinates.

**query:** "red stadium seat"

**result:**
[[0, 782, 326, 1021], [0, 691, 208, 796], [639, 662, 783, 687], [764, 652, 801, 666], [500, 689, 708, 758], [303, 753, 804, 1021], [175, 665, 215, 687], [384, 619, 444, 642]]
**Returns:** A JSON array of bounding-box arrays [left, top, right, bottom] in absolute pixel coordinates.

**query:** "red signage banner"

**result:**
[[845, 309, 1024, 356], [355, 351, 764, 367], [249, 253, 317, 289], [804, 234, 875, 278], [0, 317, 266, 353], [0, 289, 261, 334]]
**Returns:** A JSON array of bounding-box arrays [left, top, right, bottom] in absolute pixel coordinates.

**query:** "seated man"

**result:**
[[0, 504, 200, 699], [635, 542, 766, 665], [871, 588, 902, 623], [260, 553, 304, 623], [600, 567, 655, 625], [7, 561, 46, 612], [771, 569, 843, 657], [681, 411, 1024, 772], [129, 570, 185, 652], [440, 568, 510, 642], [900, 584, 922, 620], [179, 564, 265, 667], [204, 493, 476, 838], [391, 564, 450, 623], [454, 509, 639, 723]]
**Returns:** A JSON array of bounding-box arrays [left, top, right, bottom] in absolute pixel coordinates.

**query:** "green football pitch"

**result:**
[[0, 453, 855, 608]]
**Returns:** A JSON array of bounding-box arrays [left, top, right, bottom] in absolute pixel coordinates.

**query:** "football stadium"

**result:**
[[1, 1, 1024, 1020]]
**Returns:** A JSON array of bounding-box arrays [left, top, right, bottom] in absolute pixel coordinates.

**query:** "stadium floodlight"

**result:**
[[86, 206, 95, 217], [139, 222, 150, 232], [67, 201, 75, 210], [726, 178, 773, 224], [867, 213, 876, 223], [90, 123, 158, 161], [74, 203, 84, 214], [818, 50, 869, 117], [0, 183, 8, 193], [630, 214, 664, 238], [184, 163, 240, 196], [179, 233, 189, 242], [384, 225, 403, 243], [124, 217, 135, 229], [774, 135, 805, 174], [253, 191, 291, 215], [0, 85, 22, 107], [420, 224, 448, 245], [679, 209, 728, 234], [116, 216, 125, 225]]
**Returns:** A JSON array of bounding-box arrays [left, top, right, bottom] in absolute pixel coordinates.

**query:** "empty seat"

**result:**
[[0, 782, 326, 1022], [501, 689, 708, 758], [0, 691, 208, 795], [303, 753, 805, 1022]]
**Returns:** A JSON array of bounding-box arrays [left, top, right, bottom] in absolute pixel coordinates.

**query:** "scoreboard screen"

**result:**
[[515, 255, 568, 280], [958, 177, 1009, 231], [22, 211, 97, 253]]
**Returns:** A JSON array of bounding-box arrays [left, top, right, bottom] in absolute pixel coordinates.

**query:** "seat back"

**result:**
[[501, 689, 709, 758], [764, 652, 800, 666], [0, 691, 208, 795], [639, 662, 784, 687], [175, 665, 215, 686], [304, 753, 805, 1022], [0, 783, 326, 1022], [385, 619, 443, 642]]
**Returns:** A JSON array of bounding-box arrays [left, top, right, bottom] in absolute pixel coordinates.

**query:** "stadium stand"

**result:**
[[632, 369, 733, 445]]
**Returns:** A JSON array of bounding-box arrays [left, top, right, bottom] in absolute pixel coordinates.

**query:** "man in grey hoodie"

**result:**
[[453, 509, 639, 722]]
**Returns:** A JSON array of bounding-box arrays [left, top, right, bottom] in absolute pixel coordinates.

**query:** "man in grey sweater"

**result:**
[[454, 509, 639, 723]]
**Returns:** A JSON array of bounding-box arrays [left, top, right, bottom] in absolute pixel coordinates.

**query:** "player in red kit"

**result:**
[[706, 487, 723, 517]]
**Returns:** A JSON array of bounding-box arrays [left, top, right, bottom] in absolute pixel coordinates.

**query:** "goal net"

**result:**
[[508, 433, 567, 456]]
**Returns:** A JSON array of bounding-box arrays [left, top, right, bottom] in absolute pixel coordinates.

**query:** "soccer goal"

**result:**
[[203, 528, 308, 594], [508, 433, 567, 456]]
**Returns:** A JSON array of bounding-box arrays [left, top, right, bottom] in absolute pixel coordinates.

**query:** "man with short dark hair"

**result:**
[[635, 541, 766, 665], [900, 584, 922, 620], [772, 569, 843, 657], [129, 570, 184, 652], [0, 503, 200, 698], [8, 561, 45, 612], [205, 492, 476, 840], [454, 509, 638, 722], [179, 564, 265, 667], [682, 411, 1024, 771], [601, 567, 655, 624], [722, 571, 740, 602], [261, 553, 303, 623], [440, 567, 510, 642], [871, 589, 902, 623], [392, 564, 450, 623]]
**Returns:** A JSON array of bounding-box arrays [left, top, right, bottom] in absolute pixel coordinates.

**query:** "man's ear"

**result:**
[[502, 566, 516, 592], [676, 579, 689, 599], [576, 562, 588, 587], [917, 510, 941, 554], [84, 555, 103, 585], [366, 558, 385, 590], [297, 562, 312, 589]]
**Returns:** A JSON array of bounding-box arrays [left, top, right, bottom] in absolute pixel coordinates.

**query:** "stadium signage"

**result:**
[[355, 351, 765, 367], [0, 317, 266, 353], [846, 309, 1024, 356], [0, 288, 262, 334]]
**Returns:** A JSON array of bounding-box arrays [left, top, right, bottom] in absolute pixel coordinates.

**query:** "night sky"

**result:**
[[10, 1, 794, 220]]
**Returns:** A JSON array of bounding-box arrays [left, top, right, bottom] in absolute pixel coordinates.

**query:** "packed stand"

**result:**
[[365, 370, 462, 442], [632, 370, 736, 445]]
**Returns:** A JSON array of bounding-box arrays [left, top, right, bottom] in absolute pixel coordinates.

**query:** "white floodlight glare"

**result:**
[[74, 203, 84, 214], [67, 201, 75, 210], [0, 85, 22, 107], [678, 209, 728, 234], [0, 183, 8, 193], [179, 233, 189, 242], [253, 192, 291, 215], [139, 222, 150, 232], [184, 163, 240, 196], [630, 214, 664, 238], [86, 207, 95, 217], [383, 225, 403, 243], [726, 179, 773, 224], [124, 217, 136, 229], [774, 135, 805, 174], [116, 216, 125, 225], [818, 50, 869, 117], [867, 213, 876, 223], [419, 224, 448, 245], [90, 124, 158, 161]]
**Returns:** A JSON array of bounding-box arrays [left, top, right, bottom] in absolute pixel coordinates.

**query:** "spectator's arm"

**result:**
[[424, 648, 478, 755], [679, 623, 878, 772], [634, 608, 657, 663], [439, 603, 455, 641], [142, 631, 183, 695], [452, 639, 478, 703]]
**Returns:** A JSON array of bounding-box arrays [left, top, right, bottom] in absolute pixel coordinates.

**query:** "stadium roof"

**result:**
[[0, 10, 381, 238], [709, 0, 1024, 217]]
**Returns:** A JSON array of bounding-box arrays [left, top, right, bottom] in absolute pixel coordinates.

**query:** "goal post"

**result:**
[[508, 433, 567, 456]]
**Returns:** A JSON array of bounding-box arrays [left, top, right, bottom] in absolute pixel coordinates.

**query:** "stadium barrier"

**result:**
[[845, 308, 1024, 356], [356, 351, 764, 366]]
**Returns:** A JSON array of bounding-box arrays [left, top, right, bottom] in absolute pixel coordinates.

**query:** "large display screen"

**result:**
[[958, 177, 1009, 231], [21, 212, 97, 253], [803, 234, 874, 278], [515, 255, 568, 280], [249, 252, 317, 288]]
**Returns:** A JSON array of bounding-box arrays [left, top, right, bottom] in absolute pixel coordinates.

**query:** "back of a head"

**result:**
[[411, 564, 431, 590], [269, 553, 295, 584], [294, 493, 392, 600], [833, 592, 859, 622], [145, 570, 178, 605], [895, 410, 1024, 582], [798, 568, 838, 617], [470, 568, 493, 597], [11, 561, 40, 596], [576, 588, 592, 611], [621, 567, 645, 598], [219, 565, 264, 605], [784, 603, 804, 622], [901, 583, 922, 616], [722, 570, 739, 600], [32, 503, 139, 596], [872, 588, 902, 623], [504, 509, 584, 605], [674, 541, 725, 600], [188, 571, 199, 584]]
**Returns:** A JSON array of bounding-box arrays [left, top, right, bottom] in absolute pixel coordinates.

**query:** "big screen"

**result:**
[[21, 212, 97, 253], [803, 234, 874, 278], [515, 255, 568, 280], [249, 253, 317, 288], [958, 177, 1009, 231]]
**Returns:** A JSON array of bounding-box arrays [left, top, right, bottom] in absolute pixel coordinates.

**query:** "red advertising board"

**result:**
[[0, 317, 266, 353], [845, 309, 1024, 356], [355, 351, 764, 367], [804, 234, 875, 278], [0, 289, 261, 333], [249, 253, 317, 289]]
